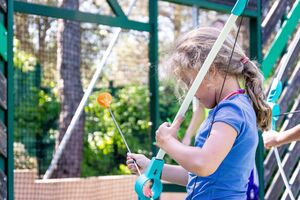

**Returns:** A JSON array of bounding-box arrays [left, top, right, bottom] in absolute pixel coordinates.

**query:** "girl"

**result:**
[[127, 27, 271, 199]]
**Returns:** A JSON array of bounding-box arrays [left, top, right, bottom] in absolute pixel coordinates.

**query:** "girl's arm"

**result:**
[[162, 164, 189, 186], [263, 124, 300, 149], [182, 98, 205, 145], [156, 120, 237, 176]]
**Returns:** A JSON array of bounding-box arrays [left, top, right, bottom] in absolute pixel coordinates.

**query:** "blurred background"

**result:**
[[0, 0, 297, 199]]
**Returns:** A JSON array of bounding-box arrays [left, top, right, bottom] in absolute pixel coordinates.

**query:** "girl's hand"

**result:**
[[155, 116, 184, 149], [263, 130, 281, 149], [126, 153, 150, 174]]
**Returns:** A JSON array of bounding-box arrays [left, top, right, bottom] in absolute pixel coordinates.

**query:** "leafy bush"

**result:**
[[14, 39, 60, 174], [158, 80, 193, 140], [82, 81, 193, 176], [14, 142, 37, 170], [82, 85, 151, 176], [13, 40, 194, 176], [14, 87, 60, 174]]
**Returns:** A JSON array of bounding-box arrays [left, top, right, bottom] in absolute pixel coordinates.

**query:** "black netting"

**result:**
[[14, 8, 151, 199]]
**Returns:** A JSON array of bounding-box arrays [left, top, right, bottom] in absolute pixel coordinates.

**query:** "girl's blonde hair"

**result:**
[[168, 27, 271, 131]]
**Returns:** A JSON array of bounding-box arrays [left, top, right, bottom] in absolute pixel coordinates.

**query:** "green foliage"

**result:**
[[14, 86, 60, 174], [13, 39, 37, 72], [14, 36, 193, 175], [14, 39, 60, 174], [82, 85, 151, 176], [158, 80, 193, 140], [14, 142, 37, 170], [14, 88, 59, 139], [82, 81, 193, 176], [158, 80, 193, 164]]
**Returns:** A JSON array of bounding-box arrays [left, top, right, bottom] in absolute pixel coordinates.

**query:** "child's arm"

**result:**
[[161, 164, 189, 186], [126, 153, 188, 186], [182, 98, 205, 145], [263, 124, 300, 149], [156, 119, 237, 176]]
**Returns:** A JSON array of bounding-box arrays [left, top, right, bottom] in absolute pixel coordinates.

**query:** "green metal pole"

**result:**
[[249, 15, 262, 62], [14, 1, 150, 32], [7, 0, 14, 199], [161, 0, 258, 18], [261, 0, 300, 78], [149, 0, 159, 157], [249, 0, 264, 199], [256, 131, 264, 200]]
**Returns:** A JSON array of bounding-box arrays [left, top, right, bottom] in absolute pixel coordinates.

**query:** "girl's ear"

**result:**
[[208, 64, 218, 78], [205, 64, 218, 84], [204, 65, 223, 90]]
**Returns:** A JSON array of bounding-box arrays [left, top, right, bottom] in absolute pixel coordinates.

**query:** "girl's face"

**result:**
[[188, 70, 219, 109], [195, 77, 217, 109]]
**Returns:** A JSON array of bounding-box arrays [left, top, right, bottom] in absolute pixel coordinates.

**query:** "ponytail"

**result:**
[[242, 61, 272, 131]]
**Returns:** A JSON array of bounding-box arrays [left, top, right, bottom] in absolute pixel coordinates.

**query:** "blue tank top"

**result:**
[[186, 94, 258, 200]]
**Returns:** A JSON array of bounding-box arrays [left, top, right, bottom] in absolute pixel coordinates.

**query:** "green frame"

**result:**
[[0, 23, 7, 61], [249, 0, 264, 198], [14, 1, 150, 32], [1, 0, 14, 199], [149, 0, 159, 156], [161, 0, 258, 17], [0, 0, 6, 188], [107, 0, 126, 18], [261, 0, 300, 77], [7, 0, 14, 199]]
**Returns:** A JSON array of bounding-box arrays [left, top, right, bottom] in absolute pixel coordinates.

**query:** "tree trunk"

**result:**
[[53, 0, 84, 178]]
